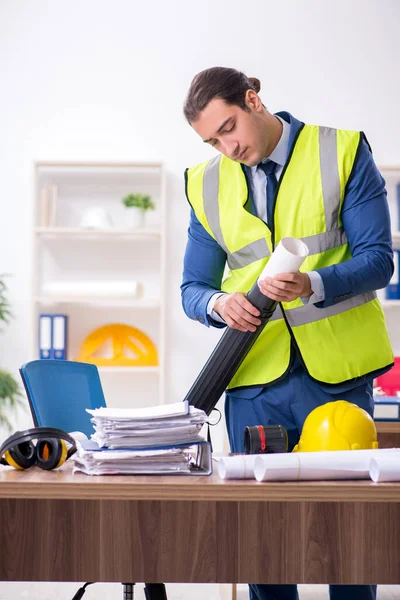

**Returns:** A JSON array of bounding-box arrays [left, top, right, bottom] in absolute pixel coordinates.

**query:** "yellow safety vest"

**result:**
[[186, 123, 394, 389]]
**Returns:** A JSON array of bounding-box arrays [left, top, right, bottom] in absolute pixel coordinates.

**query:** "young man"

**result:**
[[181, 67, 394, 600]]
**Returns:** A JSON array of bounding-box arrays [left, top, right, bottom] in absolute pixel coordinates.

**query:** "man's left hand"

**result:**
[[258, 272, 312, 303]]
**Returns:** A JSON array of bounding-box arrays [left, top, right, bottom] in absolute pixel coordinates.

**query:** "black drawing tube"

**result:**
[[184, 282, 277, 415]]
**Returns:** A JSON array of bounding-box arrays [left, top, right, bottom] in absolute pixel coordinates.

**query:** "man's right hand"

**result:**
[[214, 292, 261, 332]]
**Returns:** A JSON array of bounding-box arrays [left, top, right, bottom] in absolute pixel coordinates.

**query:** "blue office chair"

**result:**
[[20, 360, 106, 438], [19, 359, 167, 600]]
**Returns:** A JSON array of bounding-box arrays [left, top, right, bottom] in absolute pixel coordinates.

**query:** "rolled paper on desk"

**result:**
[[254, 449, 400, 482], [68, 431, 89, 443], [218, 455, 257, 480], [369, 455, 400, 482], [185, 237, 309, 416]]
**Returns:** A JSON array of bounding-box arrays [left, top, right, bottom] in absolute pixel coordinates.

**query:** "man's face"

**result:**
[[191, 94, 269, 167]]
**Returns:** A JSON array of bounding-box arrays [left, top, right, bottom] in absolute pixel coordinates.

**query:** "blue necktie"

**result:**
[[257, 160, 278, 226]]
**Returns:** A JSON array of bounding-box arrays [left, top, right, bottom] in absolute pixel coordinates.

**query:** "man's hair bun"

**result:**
[[248, 77, 261, 93]]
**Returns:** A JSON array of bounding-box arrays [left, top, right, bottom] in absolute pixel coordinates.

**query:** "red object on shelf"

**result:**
[[375, 357, 400, 396]]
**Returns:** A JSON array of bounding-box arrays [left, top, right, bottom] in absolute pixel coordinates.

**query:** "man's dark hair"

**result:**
[[183, 67, 261, 124]]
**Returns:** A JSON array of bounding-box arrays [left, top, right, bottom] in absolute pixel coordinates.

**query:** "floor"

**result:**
[[0, 583, 399, 599]]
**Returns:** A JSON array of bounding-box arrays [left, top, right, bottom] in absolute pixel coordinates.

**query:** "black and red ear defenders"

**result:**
[[0, 427, 77, 471]]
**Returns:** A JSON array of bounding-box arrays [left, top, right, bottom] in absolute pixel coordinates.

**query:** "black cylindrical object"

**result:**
[[243, 424, 288, 454], [184, 282, 277, 415]]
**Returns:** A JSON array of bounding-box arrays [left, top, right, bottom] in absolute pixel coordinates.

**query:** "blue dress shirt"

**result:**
[[181, 112, 394, 395]]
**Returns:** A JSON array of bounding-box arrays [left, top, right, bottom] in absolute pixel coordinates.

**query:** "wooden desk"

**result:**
[[1, 463, 400, 586], [376, 420, 400, 448]]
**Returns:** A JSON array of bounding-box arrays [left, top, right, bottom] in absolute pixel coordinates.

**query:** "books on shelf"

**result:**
[[385, 250, 400, 299], [39, 313, 68, 360], [375, 360, 400, 415], [39, 184, 58, 227], [397, 183, 400, 230], [72, 401, 211, 475]]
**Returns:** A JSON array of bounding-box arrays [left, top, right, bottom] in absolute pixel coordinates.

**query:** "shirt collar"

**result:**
[[251, 115, 290, 175]]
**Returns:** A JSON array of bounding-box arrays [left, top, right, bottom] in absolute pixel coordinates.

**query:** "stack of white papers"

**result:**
[[72, 401, 211, 476], [87, 400, 207, 449], [73, 444, 198, 475]]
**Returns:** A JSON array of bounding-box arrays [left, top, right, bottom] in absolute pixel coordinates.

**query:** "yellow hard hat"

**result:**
[[293, 400, 378, 452]]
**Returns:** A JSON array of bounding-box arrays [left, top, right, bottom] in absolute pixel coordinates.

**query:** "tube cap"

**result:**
[[244, 424, 288, 454]]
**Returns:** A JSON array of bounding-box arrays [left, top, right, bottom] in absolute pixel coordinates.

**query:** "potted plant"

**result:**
[[121, 193, 155, 229], [0, 276, 25, 433]]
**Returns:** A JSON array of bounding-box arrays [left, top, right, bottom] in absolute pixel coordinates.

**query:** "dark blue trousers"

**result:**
[[225, 365, 376, 600]]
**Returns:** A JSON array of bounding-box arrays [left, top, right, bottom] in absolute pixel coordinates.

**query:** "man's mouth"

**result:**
[[237, 147, 248, 161]]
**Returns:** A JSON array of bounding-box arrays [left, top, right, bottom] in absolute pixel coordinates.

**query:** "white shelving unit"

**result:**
[[34, 297, 161, 307], [377, 167, 400, 356], [97, 366, 160, 374], [391, 230, 400, 249], [33, 161, 166, 409], [35, 227, 162, 238]]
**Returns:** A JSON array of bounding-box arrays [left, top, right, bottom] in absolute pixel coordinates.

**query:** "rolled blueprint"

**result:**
[[258, 237, 309, 281], [253, 449, 400, 482], [185, 237, 309, 415], [369, 455, 400, 482], [218, 455, 257, 480], [68, 431, 89, 443]]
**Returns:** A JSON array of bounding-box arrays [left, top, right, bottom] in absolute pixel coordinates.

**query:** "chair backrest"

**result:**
[[20, 360, 107, 438]]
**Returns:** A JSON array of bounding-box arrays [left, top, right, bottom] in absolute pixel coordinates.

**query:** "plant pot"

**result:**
[[126, 207, 145, 229]]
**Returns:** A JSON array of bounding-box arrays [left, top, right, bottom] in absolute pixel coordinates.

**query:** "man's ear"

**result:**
[[244, 89, 263, 112]]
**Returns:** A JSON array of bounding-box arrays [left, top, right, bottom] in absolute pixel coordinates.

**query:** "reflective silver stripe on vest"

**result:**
[[266, 291, 376, 325], [227, 238, 270, 270], [203, 155, 270, 270], [300, 227, 348, 256], [319, 126, 341, 231], [269, 304, 284, 321], [283, 291, 376, 327], [203, 155, 226, 250]]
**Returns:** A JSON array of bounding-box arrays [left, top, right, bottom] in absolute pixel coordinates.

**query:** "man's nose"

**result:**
[[221, 139, 239, 159]]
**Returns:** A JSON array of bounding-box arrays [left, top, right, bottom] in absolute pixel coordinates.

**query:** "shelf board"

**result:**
[[379, 166, 400, 177], [97, 366, 160, 374], [35, 161, 163, 172], [392, 231, 400, 249], [34, 296, 160, 308], [381, 300, 400, 308], [35, 227, 161, 239]]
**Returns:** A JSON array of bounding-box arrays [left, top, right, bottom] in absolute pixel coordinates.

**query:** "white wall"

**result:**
[[1, 0, 400, 439]]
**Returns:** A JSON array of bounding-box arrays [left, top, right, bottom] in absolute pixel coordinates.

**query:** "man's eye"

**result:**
[[225, 124, 235, 133], [211, 140, 219, 148]]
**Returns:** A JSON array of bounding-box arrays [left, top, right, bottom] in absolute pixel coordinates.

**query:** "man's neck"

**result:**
[[264, 113, 283, 158]]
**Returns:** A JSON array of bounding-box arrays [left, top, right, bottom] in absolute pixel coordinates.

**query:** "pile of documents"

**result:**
[[72, 400, 211, 476], [88, 400, 206, 449]]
